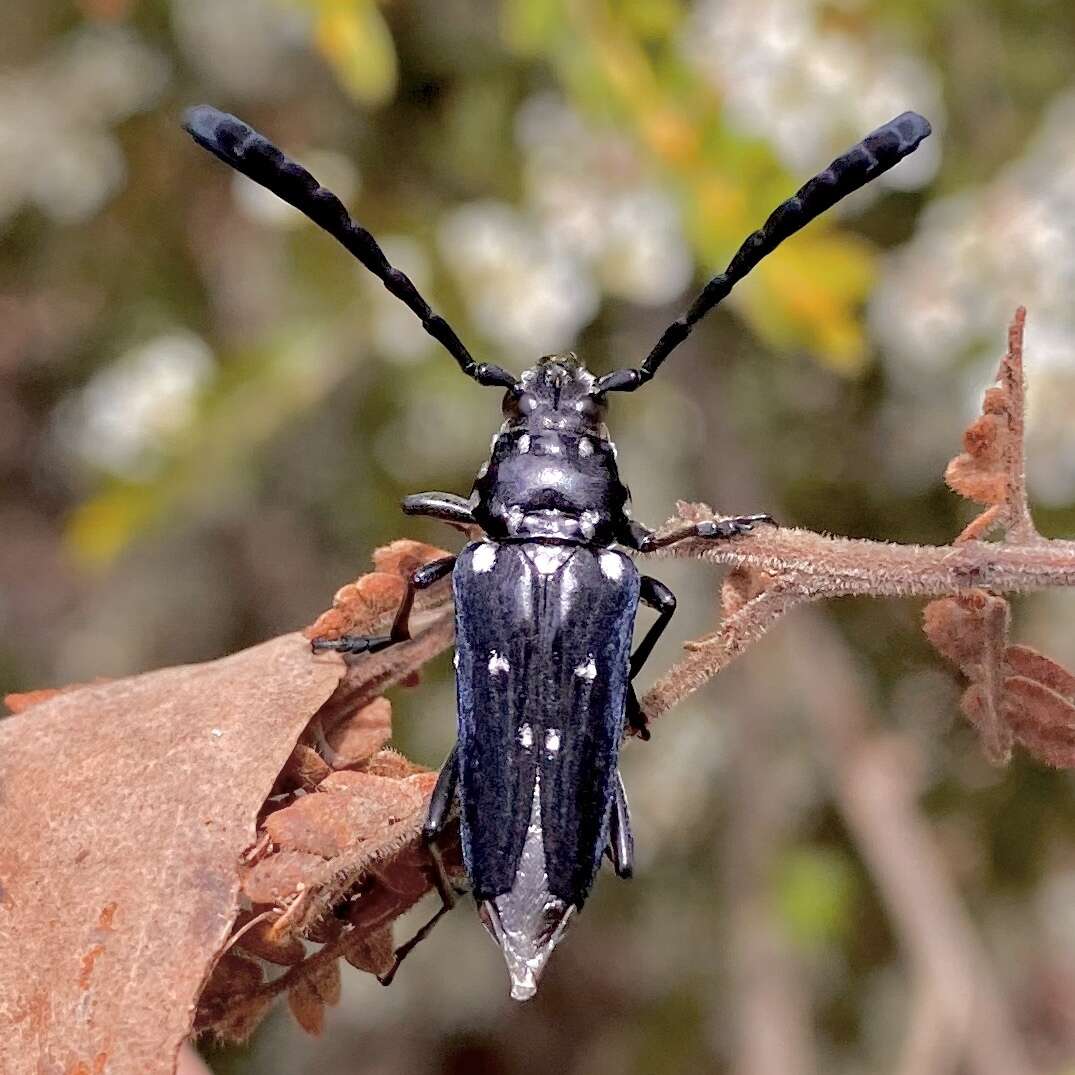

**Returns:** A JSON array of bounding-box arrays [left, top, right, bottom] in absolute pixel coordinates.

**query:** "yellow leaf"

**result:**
[[313, 0, 398, 107]]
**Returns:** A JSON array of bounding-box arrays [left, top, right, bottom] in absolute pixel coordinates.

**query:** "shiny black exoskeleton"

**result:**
[[184, 105, 932, 999]]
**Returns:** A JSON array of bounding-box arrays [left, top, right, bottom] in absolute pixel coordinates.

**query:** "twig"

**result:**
[[783, 611, 1035, 1075], [639, 310, 1074, 727]]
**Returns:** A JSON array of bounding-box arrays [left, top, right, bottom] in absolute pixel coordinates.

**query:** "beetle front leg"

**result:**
[[634, 513, 776, 552], [311, 555, 456, 655], [402, 491, 479, 533]]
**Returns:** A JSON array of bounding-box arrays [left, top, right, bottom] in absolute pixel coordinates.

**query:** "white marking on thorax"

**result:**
[[519, 722, 534, 748], [488, 650, 510, 675], [578, 437, 594, 458], [574, 655, 597, 681], [579, 509, 599, 540], [544, 728, 561, 752], [472, 543, 497, 573], [517, 433, 531, 454], [530, 544, 573, 575], [599, 551, 624, 580]]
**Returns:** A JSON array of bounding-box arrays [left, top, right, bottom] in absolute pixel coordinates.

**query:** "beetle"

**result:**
[[184, 105, 931, 1000]]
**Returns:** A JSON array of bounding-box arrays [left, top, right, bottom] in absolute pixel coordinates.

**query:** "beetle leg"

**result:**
[[311, 555, 456, 655], [605, 769, 634, 879], [377, 751, 465, 988], [402, 491, 480, 533], [637, 514, 776, 552], [631, 576, 677, 679], [423, 743, 459, 841], [377, 896, 456, 987], [621, 576, 678, 740], [625, 686, 649, 740]]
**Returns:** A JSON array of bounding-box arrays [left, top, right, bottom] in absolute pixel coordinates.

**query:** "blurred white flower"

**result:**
[[60, 332, 215, 478], [0, 26, 168, 226], [171, 0, 310, 100], [437, 95, 693, 359], [872, 91, 1075, 503], [517, 93, 693, 306], [683, 0, 943, 193], [438, 200, 598, 357]]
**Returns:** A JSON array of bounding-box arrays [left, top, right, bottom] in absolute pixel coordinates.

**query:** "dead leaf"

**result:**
[[923, 590, 1013, 763], [944, 306, 1037, 543], [0, 634, 344, 1075]]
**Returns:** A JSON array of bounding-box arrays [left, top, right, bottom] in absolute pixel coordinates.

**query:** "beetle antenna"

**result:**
[[183, 106, 516, 389], [596, 111, 932, 394]]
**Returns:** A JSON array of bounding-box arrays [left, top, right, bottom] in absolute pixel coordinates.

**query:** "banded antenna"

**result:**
[[183, 106, 516, 389], [596, 111, 932, 394]]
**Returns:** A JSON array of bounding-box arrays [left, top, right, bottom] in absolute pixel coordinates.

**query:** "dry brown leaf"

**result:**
[[923, 591, 1013, 763], [304, 539, 450, 643], [324, 696, 392, 765], [924, 598, 1075, 768], [1002, 677, 1075, 767], [944, 307, 1036, 543], [241, 849, 330, 906], [1001, 645, 1075, 768], [3, 678, 111, 713], [0, 634, 344, 1075], [232, 914, 307, 966], [287, 977, 327, 1037], [343, 926, 395, 976], [1006, 644, 1075, 696], [274, 742, 333, 793]]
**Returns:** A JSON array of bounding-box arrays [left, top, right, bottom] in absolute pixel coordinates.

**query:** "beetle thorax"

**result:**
[[469, 354, 631, 545]]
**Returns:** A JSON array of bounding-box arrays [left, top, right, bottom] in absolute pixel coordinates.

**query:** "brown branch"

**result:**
[[642, 309, 1075, 774]]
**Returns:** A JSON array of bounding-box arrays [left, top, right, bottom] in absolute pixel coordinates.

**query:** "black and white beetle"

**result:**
[[184, 105, 931, 999]]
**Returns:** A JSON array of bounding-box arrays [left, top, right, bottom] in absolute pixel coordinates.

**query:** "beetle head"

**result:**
[[501, 353, 607, 434]]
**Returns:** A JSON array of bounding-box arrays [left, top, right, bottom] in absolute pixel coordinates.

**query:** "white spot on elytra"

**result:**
[[518, 434, 531, 454], [544, 728, 561, 752], [574, 656, 597, 681], [578, 437, 594, 458], [488, 650, 510, 675], [599, 551, 624, 580], [507, 504, 525, 530], [519, 722, 533, 748], [453, 652, 460, 669], [472, 543, 497, 573]]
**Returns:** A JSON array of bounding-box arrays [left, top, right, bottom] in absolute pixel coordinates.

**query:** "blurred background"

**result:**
[[4, 1, 1075, 1072]]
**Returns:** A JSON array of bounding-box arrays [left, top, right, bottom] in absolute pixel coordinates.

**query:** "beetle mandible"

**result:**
[[184, 105, 931, 1000]]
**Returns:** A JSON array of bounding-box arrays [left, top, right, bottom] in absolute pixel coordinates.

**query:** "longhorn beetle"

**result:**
[[184, 105, 931, 1000]]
